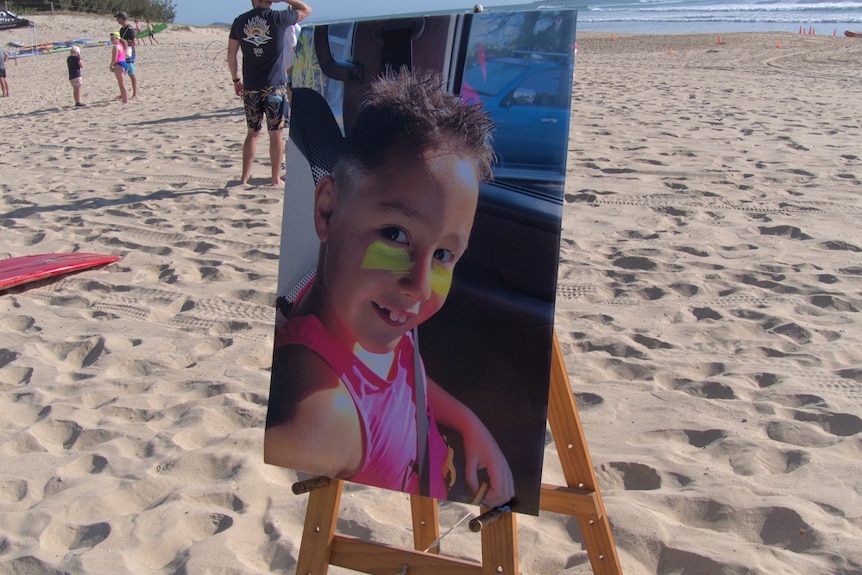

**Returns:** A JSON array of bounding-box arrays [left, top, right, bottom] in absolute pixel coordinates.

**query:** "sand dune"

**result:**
[[1, 15, 861, 574]]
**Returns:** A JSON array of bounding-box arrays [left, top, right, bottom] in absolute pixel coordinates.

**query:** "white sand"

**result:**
[[1, 15, 861, 574]]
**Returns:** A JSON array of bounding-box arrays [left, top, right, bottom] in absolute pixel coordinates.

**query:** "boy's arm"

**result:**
[[264, 345, 362, 478], [427, 377, 515, 508]]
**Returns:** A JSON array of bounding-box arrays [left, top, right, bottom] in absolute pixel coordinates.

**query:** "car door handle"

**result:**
[[541, 118, 557, 123]]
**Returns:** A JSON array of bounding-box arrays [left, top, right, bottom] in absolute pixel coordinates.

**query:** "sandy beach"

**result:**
[[2, 13, 861, 574]]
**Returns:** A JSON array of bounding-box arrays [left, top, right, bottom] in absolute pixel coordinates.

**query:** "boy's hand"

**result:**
[[462, 424, 515, 508]]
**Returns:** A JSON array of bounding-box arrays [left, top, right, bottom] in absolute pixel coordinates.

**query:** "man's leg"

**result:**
[[129, 73, 138, 98], [268, 128, 285, 187], [242, 128, 260, 185]]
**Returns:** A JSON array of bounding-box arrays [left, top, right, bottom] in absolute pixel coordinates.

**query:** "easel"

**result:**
[[293, 333, 623, 574]]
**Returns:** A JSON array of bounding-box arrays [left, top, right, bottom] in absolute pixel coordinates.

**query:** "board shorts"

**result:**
[[126, 61, 136, 75], [243, 84, 289, 131], [0, 69, 6, 78]]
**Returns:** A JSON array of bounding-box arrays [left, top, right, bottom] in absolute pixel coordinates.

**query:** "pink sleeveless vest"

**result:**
[[275, 313, 449, 498]]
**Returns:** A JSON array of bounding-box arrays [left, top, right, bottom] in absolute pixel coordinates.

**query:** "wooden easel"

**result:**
[[294, 333, 623, 574]]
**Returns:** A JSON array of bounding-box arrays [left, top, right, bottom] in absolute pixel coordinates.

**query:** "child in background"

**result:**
[[67, 46, 84, 107], [146, 20, 159, 45], [0, 46, 9, 98], [265, 69, 515, 508], [109, 32, 128, 103]]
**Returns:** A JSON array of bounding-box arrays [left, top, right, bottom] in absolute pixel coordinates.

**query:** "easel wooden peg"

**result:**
[[292, 476, 332, 495], [468, 506, 510, 532]]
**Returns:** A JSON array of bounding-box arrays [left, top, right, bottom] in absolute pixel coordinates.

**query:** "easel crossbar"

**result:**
[[330, 534, 483, 575], [540, 484, 601, 520]]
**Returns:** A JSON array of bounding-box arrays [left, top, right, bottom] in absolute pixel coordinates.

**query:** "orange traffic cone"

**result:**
[[669, 47, 675, 54], [776, 41, 782, 48], [799, 25, 803, 34], [717, 35, 723, 45], [611, 33, 615, 41]]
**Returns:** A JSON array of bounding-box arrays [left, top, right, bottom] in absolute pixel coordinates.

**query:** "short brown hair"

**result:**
[[334, 68, 495, 187]]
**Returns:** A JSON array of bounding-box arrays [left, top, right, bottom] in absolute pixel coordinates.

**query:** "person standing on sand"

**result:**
[[0, 46, 9, 98], [109, 31, 129, 104], [228, 0, 311, 186], [146, 19, 159, 45], [115, 11, 138, 99], [67, 45, 85, 107]]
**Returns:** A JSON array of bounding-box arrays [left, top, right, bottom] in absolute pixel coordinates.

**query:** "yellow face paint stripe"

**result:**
[[361, 240, 454, 298], [361, 241, 413, 273], [430, 264, 453, 298]]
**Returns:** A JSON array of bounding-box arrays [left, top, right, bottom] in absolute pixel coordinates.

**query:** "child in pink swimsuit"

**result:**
[[108, 31, 128, 103], [265, 69, 514, 508]]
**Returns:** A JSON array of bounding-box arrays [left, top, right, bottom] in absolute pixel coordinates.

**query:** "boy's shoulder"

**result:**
[[273, 341, 340, 392], [269, 342, 359, 441]]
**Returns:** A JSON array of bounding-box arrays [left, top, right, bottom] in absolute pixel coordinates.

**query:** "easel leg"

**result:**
[[480, 509, 518, 575], [409, 495, 440, 553], [296, 478, 343, 575], [548, 333, 623, 575]]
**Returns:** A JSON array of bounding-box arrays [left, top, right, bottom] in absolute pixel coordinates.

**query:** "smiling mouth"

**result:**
[[374, 302, 417, 325]]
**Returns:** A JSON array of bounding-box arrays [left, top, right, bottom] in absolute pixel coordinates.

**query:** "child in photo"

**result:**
[[265, 69, 514, 508]]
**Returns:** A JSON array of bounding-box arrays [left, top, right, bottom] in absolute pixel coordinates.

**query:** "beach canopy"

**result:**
[[0, 9, 32, 31]]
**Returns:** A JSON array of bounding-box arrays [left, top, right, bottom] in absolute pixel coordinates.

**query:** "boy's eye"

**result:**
[[434, 249, 456, 265], [381, 227, 408, 244]]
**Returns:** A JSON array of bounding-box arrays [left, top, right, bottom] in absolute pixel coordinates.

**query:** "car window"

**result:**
[[464, 61, 531, 96], [459, 10, 576, 192], [514, 68, 563, 108]]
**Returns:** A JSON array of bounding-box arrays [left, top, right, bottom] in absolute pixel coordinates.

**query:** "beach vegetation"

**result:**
[[7, 0, 176, 22]]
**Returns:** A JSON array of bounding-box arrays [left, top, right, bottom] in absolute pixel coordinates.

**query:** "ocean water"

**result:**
[[574, 0, 862, 34]]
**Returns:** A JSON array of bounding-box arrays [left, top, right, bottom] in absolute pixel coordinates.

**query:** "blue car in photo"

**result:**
[[462, 55, 573, 192]]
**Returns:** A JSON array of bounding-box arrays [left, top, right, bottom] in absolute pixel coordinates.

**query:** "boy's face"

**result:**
[[315, 148, 480, 353]]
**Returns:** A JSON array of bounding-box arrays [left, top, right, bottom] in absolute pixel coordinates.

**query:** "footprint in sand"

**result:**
[[765, 420, 837, 448], [791, 409, 862, 437], [597, 461, 664, 490], [809, 295, 858, 312], [729, 447, 809, 476], [40, 520, 111, 552], [0, 348, 20, 369], [684, 428, 726, 448], [758, 225, 813, 240], [656, 375, 736, 400], [0, 477, 29, 504], [35, 336, 107, 370]]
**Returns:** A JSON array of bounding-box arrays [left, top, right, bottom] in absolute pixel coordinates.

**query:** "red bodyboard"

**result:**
[[0, 253, 122, 291]]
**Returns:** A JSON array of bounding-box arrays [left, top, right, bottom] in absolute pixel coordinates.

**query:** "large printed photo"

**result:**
[[264, 8, 576, 516]]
